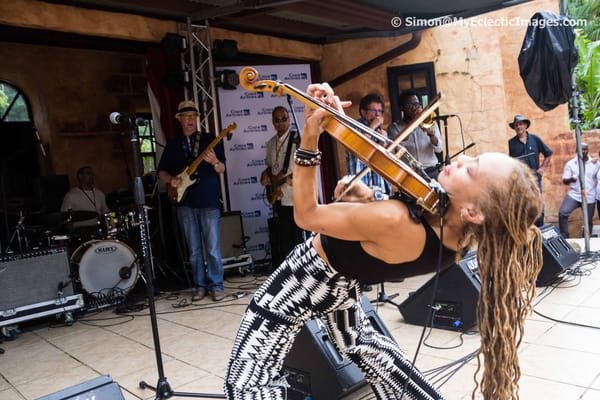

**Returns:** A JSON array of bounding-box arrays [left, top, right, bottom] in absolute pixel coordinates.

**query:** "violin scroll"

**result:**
[[239, 67, 259, 91]]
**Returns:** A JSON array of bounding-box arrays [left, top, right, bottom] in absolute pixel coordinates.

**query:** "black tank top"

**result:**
[[320, 220, 456, 284]]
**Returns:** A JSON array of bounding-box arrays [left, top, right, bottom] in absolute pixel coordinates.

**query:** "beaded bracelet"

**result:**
[[294, 148, 322, 166]]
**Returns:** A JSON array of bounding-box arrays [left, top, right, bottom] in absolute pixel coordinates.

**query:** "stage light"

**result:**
[[217, 69, 240, 90], [161, 33, 186, 54]]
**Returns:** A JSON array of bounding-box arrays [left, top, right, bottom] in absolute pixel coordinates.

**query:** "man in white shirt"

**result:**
[[61, 166, 109, 227], [558, 143, 599, 238], [261, 106, 303, 267], [388, 89, 443, 180]]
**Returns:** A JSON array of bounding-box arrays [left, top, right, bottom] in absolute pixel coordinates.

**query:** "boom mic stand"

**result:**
[[113, 116, 224, 399], [435, 114, 452, 167]]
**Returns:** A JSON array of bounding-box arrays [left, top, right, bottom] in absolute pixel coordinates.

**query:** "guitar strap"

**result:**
[[280, 130, 297, 175], [182, 132, 202, 163]]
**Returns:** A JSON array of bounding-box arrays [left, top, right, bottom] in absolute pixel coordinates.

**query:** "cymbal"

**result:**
[[29, 211, 99, 226]]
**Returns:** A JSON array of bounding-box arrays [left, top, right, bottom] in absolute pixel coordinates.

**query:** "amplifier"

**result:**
[[0, 294, 83, 327], [0, 247, 73, 311], [36, 375, 124, 400], [220, 211, 254, 273]]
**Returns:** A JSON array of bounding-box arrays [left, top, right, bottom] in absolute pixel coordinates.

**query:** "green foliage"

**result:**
[[0, 82, 31, 121], [568, 0, 600, 41], [0, 84, 10, 112], [574, 29, 600, 129], [568, 1, 600, 129]]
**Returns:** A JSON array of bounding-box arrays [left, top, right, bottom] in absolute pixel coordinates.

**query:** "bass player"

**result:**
[[260, 105, 303, 268]]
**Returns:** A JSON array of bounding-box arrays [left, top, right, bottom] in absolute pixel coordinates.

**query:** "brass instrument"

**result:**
[[420, 113, 436, 129]]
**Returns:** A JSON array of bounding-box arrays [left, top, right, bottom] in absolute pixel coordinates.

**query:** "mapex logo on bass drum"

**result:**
[[94, 245, 118, 254]]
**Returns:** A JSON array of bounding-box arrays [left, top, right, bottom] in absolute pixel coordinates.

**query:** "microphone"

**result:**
[[432, 114, 457, 121], [109, 112, 148, 126]]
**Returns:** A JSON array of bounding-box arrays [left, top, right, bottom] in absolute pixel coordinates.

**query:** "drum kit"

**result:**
[[4, 208, 142, 301]]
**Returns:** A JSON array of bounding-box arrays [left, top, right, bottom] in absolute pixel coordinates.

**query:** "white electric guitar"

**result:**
[[167, 123, 237, 204]]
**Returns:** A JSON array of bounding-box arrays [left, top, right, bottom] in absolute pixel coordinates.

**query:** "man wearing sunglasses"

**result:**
[[261, 106, 303, 269]]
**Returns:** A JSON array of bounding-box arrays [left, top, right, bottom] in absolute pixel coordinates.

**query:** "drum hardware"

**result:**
[[5, 211, 33, 253], [32, 210, 99, 227]]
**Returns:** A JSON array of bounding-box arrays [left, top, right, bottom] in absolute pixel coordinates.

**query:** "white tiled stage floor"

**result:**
[[1, 238, 599, 400]]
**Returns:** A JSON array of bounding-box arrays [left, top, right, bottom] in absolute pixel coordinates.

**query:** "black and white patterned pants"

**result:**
[[224, 237, 445, 400]]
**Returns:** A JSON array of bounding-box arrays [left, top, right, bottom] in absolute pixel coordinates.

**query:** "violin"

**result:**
[[239, 67, 444, 214]]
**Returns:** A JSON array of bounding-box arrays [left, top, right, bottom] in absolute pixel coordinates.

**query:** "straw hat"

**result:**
[[175, 100, 199, 117]]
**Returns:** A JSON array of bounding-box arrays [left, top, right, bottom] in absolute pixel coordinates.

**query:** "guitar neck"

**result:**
[[182, 123, 236, 177], [185, 136, 220, 176]]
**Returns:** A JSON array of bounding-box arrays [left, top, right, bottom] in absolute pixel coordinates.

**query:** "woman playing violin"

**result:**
[[225, 83, 543, 400]]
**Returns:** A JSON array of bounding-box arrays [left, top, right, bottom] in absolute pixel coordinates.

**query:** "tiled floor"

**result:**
[[1, 238, 600, 400]]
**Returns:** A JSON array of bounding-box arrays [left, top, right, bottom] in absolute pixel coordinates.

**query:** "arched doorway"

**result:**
[[0, 80, 40, 250]]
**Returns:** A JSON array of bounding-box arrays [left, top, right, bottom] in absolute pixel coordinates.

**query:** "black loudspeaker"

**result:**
[[0, 248, 73, 310], [36, 375, 124, 400], [399, 252, 480, 331], [282, 296, 394, 400], [538, 224, 578, 286]]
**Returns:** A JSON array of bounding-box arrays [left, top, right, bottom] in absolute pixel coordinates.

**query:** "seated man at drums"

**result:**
[[61, 166, 110, 230]]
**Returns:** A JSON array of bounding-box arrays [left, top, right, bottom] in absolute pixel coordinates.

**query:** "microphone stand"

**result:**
[[117, 121, 223, 399], [447, 142, 476, 161], [286, 95, 308, 241], [435, 115, 452, 166]]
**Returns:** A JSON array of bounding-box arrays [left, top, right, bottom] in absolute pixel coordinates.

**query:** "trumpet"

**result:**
[[420, 113, 436, 129]]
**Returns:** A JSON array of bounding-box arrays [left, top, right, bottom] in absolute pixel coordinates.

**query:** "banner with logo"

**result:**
[[217, 64, 312, 262]]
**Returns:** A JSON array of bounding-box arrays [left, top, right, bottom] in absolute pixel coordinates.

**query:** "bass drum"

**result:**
[[71, 240, 139, 297]]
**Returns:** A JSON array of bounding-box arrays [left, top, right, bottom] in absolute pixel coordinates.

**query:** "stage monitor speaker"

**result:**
[[282, 296, 395, 400], [0, 247, 73, 311], [36, 375, 124, 400], [398, 252, 480, 331], [220, 211, 247, 259], [538, 224, 578, 286]]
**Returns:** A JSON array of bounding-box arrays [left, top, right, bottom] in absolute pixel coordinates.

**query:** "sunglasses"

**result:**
[[273, 117, 288, 123], [402, 103, 421, 110], [179, 113, 198, 120]]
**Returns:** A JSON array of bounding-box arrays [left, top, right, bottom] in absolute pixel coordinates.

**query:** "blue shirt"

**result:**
[[508, 133, 553, 175], [157, 131, 225, 209], [345, 117, 391, 194]]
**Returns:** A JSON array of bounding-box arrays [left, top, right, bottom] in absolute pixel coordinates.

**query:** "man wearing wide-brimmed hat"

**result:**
[[508, 114, 553, 226], [157, 100, 227, 302]]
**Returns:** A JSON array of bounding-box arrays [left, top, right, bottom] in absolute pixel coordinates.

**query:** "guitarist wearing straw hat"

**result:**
[[157, 100, 227, 302], [260, 106, 303, 269]]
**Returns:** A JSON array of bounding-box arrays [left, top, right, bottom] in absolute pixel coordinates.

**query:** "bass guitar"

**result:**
[[167, 123, 237, 204], [262, 169, 292, 205]]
